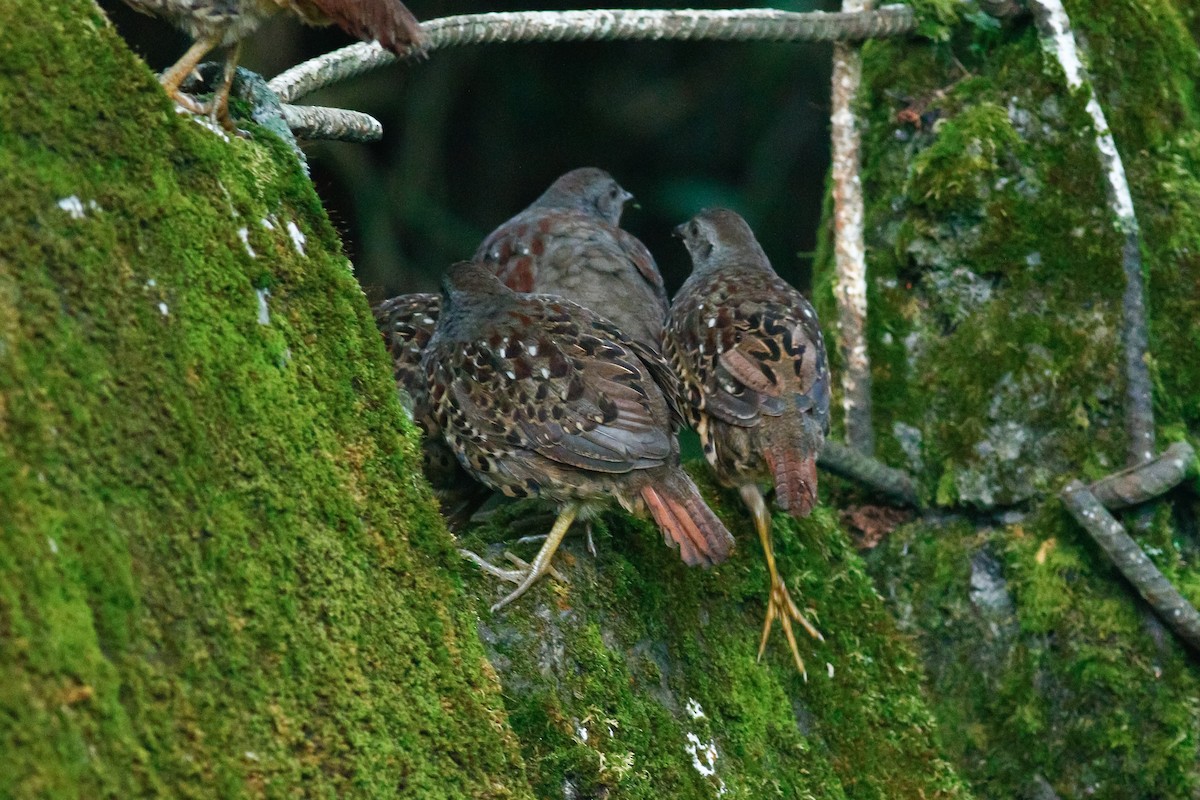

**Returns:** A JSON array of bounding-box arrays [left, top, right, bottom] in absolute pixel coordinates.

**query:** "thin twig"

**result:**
[[830, 0, 874, 455], [819, 440, 921, 507], [1090, 441, 1196, 511], [1030, 0, 1154, 468], [1061, 481, 1200, 654], [268, 5, 917, 104]]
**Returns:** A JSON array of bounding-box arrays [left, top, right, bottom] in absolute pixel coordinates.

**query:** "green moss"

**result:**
[[817, 2, 1200, 796], [456, 473, 970, 799], [864, 507, 1200, 799], [0, 3, 528, 797]]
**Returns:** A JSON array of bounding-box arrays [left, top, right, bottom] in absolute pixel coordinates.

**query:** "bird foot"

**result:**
[[757, 576, 823, 680], [459, 549, 566, 585]]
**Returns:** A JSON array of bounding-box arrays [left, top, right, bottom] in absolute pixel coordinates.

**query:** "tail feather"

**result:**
[[765, 443, 818, 517], [641, 471, 735, 567]]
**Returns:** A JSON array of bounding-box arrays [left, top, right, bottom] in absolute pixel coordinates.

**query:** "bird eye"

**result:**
[[689, 222, 700, 237]]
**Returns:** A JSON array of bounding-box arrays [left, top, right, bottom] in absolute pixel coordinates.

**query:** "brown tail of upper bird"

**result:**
[[641, 471, 735, 567], [314, 0, 425, 55], [764, 442, 819, 518]]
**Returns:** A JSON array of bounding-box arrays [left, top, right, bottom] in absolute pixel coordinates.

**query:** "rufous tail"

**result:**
[[641, 471, 735, 567], [764, 443, 818, 518]]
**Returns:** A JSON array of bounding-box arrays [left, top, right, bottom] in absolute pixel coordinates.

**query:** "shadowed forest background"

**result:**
[[97, 0, 834, 300]]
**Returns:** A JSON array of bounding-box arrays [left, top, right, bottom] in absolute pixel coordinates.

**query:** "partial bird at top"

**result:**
[[118, 0, 424, 129]]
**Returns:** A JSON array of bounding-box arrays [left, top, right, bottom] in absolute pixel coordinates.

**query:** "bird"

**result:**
[[475, 168, 669, 358], [373, 292, 490, 531], [118, 0, 424, 128], [665, 208, 831, 677], [425, 262, 735, 611]]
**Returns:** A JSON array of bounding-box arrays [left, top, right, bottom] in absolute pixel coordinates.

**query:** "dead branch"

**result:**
[[269, 5, 917, 104], [1062, 480, 1200, 654]]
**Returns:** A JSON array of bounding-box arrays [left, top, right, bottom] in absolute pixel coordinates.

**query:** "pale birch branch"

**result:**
[[830, 0, 874, 455]]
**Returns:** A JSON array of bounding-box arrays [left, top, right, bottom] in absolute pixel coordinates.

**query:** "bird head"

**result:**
[[674, 208, 768, 273], [535, 167, 634, 225]]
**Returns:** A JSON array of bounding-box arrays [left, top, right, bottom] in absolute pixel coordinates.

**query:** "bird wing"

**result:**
[[302, 0, 424, 54], [437, 298, 672, 475], [670, 272, 829, 429]]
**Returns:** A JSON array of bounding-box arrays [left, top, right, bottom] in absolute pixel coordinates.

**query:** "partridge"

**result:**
[[373, 292, 489, 530], [666, 208, 831, 677], [475, 168, 668, 356], [426, 262, 735, 611], [119, 0, 423, 127]]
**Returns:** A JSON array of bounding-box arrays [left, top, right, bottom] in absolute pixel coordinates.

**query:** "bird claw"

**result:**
[[757, 576, 822, 680]]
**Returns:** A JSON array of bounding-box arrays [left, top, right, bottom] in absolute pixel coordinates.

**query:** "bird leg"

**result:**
[[210, 41, 242, 131], [159, 34, 223, 115], [457, 550, 567, 585], [462, 503, 579, 612], [740, 484, 823, 679]]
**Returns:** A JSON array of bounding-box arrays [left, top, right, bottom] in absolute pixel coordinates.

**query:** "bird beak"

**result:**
[[672, 222, 687, 239], [623, 189, 639, 210]]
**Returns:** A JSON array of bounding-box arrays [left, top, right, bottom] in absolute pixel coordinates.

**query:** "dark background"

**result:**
[[98, 0, 834, 301]]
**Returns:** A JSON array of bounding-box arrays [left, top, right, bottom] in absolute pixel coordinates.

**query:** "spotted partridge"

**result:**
[[666, 208, 831, 677], [426, 262, 734, 611], [373, 292, 489, 530], [118, 0, 423, 128]]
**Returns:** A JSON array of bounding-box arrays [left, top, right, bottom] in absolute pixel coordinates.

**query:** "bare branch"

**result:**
[[1061, 481, 1200, 655], [1090, 441, 1196, 511], [819, 440, 922, 508], [280, 105, 383, 143], [269, 5, 917, 104], [1030, 0, 1154, 467], [830, 0, 874, 455]]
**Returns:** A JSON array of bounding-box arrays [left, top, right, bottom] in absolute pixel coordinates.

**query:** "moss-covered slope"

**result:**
[[811, 1, 1200, 797], [0, 4, 528, 797]]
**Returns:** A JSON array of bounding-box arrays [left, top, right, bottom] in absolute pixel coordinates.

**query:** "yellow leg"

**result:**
[[461, 503, 579, 612], [159, 34, 222, 113], [741, 484, 823, 680]]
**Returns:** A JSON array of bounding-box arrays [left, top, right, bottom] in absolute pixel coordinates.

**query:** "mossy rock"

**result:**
[[812, 1, 1200, 797]]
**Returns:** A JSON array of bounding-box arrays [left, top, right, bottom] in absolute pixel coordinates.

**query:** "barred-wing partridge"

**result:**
[[475, 168, 669, 358], [118, 0, 423, 128], [373, 293, 490, 530], [426, 262, 734, 611], [666, 208, 831, 677]]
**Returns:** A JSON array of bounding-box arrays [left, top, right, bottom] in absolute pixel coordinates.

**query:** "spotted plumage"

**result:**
[[373, 293, 489, 530], [118, 0, 423, 127], [428, 263, 734, 611], [666, 208, 831, 677]]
